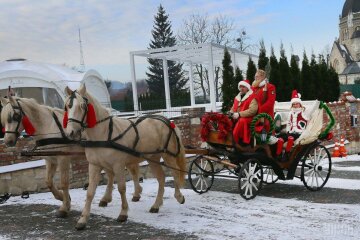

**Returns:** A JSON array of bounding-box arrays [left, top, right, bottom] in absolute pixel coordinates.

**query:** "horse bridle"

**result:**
[[66, 90, 89, 130], [4, 100, 24, 137]]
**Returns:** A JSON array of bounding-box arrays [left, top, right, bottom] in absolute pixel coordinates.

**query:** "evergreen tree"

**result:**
[[246, 57, 257, 84], [278, 43, 292, 101], [300, 51, 314, 100], [258, 39, 269, 70], [309, 53, 319, 100], [146, 5, 187, 99], [317, 56, 328, 101], [221, 48, 236, 113], [234, 67, 244, 87], [290, 54, 301, 92], [269, 45, 280, 96], [327, 66, 340, 101]]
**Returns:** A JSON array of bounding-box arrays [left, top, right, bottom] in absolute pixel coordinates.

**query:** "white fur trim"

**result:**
[[291, 98, 302, 104], [258, 78, 268, 87], [238, 81, 251, 90]]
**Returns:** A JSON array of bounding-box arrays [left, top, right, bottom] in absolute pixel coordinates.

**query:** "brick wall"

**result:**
[[325, 99, 360, 154]]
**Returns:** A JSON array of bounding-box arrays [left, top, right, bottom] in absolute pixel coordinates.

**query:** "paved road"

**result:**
[[0, 204, 197, 240], [0, 157, 359, 239]]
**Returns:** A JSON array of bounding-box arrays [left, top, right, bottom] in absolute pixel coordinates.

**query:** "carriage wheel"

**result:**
[[238, 159, 263, 200], [188, 156, 214, 194], [262, 167, 278, 184], [301, 144, 331, 191]]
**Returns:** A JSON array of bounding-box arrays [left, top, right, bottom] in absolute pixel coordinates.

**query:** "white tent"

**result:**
[[0, 59, 111, 108]]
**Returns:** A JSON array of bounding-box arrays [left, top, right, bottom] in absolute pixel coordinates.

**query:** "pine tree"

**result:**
[[278, 43, 292, 101], [290, 54, 301, 92], [234, 67, 244, 87], [317, 56, 328, 101], [221, 48, 236, 113], [309, 53, 319, 100], [300, 51, 314, 100], [246, 57, 257, 84], [328, 66, 340, 101], [146, 5, 187, 99], [269, 45, 280, 97], [258, 39, 269, 70]]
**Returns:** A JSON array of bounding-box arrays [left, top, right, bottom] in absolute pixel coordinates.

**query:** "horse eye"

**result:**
[[81, 103, 87, 109], [7, 114, 12, 123], [13, 113, 21, 122]]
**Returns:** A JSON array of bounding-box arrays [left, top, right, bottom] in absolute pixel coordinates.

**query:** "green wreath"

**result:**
[[250, 113, 275, 144]]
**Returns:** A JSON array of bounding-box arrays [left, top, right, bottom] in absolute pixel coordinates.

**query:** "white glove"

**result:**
[[232, 112, 240, 119]]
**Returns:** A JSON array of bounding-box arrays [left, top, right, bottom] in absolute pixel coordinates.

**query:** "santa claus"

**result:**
[[231, 79, 258, 145]]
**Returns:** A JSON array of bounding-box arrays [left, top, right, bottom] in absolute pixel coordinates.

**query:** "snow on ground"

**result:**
[[2, 176, 360, 240], [1, 154, 359, 239]]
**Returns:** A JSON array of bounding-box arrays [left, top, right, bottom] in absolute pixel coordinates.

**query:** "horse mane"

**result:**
[[10, 97, 63, 123], [84, 91, 110, 119]]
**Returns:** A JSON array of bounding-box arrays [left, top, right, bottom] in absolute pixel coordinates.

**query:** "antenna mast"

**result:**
[[78, 28, 85, 72]]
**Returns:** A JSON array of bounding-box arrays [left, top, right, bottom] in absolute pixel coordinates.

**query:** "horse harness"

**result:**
[[79, 114, 181, 158], [36, 109, 181, 158], [62, 90, 181, 158], [4, 99, 26, 137]]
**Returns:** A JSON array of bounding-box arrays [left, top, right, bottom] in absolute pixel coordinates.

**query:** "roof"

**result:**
[[335, 42, 353, 63], [0, 59, 111, 107], [340, 61, 360, 75], [130, 43, 258, 68], [342, 0, 360, 18]]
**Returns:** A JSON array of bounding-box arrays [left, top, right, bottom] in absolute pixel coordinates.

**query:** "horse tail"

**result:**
[[174, 127, 187, 188]]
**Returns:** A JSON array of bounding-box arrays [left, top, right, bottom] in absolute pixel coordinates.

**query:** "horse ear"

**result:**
[[78, 83, 86, 96], [65, 86, 72, 96]]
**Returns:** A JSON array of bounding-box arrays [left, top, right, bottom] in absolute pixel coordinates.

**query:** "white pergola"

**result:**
[[129, 43, 258, 112]]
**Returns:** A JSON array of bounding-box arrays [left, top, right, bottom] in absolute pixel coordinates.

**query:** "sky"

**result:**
[[0, 0, 344, 82]]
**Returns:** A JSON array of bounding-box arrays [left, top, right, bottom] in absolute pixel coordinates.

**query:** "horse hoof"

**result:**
[[180, 196, 185, 204], [149, 207, 159, 213], [99, 201, 108, 207], [75, 222, 86, 230], [132, 196, 140, 202], [56, 210, 68, 218], [117, 215, 128, 222]]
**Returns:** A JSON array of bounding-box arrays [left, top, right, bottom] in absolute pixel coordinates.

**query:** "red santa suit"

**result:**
[[252, 79, 276, 118], [232, 80, 258, 144], [287, 90, 309, 134]]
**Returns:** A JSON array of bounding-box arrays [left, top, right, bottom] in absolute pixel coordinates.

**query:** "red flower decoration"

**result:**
[[200, 112, 233, 142]]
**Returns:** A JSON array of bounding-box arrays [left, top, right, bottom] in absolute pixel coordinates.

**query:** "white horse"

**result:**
[[0, 96, 143, 217], [64, 84, 187, 230]]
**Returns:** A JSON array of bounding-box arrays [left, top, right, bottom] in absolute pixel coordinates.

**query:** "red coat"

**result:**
[[232, 93, 257, 144], [253, 82, 276, 118], [288, 110, 308, 134]]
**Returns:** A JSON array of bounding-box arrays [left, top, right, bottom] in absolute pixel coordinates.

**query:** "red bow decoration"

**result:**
[[63, 111, 68, 128], [22, 115, 35, 135], [170, 122, 176, 129], [86, 103, 97, 128], [2, 127, 5, 133]]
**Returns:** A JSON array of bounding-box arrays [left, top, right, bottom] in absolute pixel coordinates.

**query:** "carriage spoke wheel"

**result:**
[[262, 167, 278, 184], [301, 144, 331, 191], [188, 156, 214, 194], [238, 159, 263, 200]]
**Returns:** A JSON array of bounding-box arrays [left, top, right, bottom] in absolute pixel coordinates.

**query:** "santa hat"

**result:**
[[291, 90, 302, 104], [238, 79, 251, 90]]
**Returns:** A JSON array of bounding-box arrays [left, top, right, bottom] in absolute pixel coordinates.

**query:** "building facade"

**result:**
[[330, 0, 360, 84]]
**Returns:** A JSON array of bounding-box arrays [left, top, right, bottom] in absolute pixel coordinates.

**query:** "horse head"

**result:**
[[1, 96, 25, 146], [64, 83, 97, 140]]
